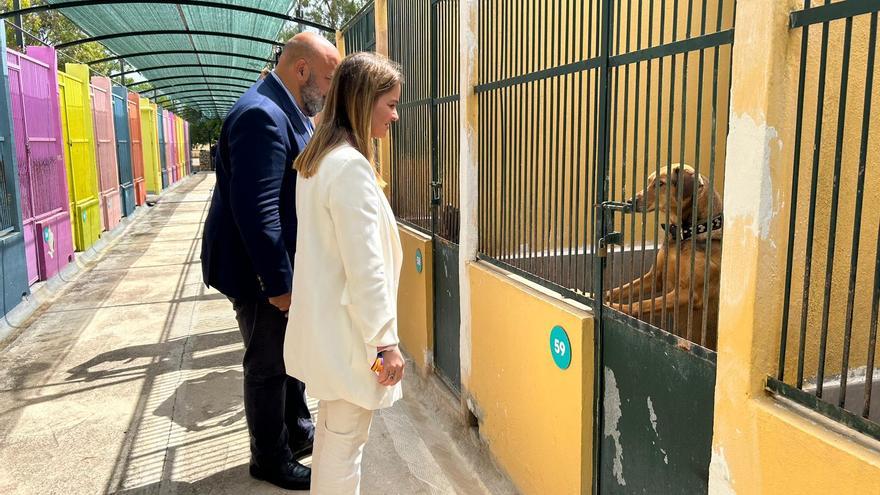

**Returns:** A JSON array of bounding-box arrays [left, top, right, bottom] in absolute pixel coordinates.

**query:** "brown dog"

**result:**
[[605, 164, 723, 350]]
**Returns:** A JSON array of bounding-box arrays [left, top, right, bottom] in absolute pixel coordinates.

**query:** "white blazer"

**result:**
[[284, 144, 403, 410]]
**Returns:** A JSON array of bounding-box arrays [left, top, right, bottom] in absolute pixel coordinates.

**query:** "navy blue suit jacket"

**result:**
[[200, 75, 310, 300]]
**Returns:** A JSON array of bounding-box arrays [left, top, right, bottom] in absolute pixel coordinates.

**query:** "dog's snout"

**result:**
[[628, 196, 642, 212]]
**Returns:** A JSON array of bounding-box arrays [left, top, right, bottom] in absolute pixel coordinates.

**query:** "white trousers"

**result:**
[[311, 399, 374, 495]]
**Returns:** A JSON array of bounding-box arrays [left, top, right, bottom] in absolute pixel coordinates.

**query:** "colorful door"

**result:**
[[0, 33, 31, 311], [111, 85, 134, 217], [58, 64, 101, 252], [156, 107, 168, 188], [6, 47, 74, 282], [127, 91, 145, 206], [90, 76, 121, 232], [184, 121, 191, 175], [176, 115, 185, 179], [139, 99, 161, 195], [166, 112, 177, 184]]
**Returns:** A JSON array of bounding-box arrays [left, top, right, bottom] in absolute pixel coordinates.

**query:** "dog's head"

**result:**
[[629, 163, 702, 216]]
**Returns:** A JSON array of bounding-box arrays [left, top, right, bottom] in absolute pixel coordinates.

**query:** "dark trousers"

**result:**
[[231, 298, 314, 467]]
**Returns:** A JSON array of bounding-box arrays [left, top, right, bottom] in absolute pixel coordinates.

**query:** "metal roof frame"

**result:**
[[156, 88, 242, 98], [88, 49, 272, 66], [56, 30, 284, 50], [146, 81, 251, 93], [0, 1, 335, 32], [148, 84, 247, 97], [1, 0, 335, 120], [109, 63, 262, 79], [131, 74, 258, 87]]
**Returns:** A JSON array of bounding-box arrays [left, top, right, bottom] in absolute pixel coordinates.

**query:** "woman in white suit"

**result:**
[[284, 52, 404, 494]]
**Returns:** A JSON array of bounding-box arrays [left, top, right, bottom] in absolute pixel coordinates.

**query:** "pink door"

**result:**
[[90, 76, 121, 231]]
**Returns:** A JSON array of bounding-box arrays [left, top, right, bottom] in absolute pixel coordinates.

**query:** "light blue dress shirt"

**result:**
[[270, 70, 314, 136]]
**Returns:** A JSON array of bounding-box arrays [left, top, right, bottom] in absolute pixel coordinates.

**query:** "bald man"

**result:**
[[201, 32, 340, 491]]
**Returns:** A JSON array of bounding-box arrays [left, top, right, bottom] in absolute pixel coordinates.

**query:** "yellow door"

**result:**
[[58, 65, 101, 251], [139, 99, 161, 194]]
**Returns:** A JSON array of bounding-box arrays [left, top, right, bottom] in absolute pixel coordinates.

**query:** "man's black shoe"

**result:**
[[249, 460, 311, 491], [289, 438, 314, 459]]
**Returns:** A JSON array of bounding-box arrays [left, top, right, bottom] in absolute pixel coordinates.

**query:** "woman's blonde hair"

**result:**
[[294, 52, 402, 182]]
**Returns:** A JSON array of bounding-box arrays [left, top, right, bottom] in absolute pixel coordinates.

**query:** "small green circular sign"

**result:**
[[415, 248, 423, 273], [550, 325, 572, 370], [81, 211, 87, 222]]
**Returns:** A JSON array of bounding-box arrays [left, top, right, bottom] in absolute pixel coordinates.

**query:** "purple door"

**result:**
[[6, 47, 74, 283]]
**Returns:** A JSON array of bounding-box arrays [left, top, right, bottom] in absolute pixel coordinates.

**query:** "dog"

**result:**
[[605, 164, 723, 350]]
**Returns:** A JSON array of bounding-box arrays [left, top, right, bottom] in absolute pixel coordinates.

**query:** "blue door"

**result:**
[[0, 32, 31, 313], [111, 86, 134, 216]]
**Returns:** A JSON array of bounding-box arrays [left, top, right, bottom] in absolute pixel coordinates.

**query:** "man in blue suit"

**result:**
[[201, 32, 340, 491]]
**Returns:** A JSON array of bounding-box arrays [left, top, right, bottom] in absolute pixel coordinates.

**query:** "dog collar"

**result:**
[[662, 215, 723, 241]]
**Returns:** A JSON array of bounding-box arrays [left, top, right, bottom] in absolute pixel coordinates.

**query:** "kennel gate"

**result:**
[[387, 0, 463, 393], [473, 0, 735, 491]]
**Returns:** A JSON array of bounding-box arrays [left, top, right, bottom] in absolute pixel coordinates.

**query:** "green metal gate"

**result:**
[[388, 0, 461, 392], [341, 2, 376, 53], [592, 0, 734, 491], [474, 0, 735, 491]]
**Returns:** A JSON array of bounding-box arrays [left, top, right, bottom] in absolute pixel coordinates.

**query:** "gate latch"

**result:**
[[430, 181, 442, 205], [597, 201, 632, 257]]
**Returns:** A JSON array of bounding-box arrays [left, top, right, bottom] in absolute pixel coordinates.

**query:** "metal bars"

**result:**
[[773, 0, 880, 441], [388, 0, 432, 234], [432, 0, 460, 243], [341, 2, 376, 53], [476, 0, 733, 352]]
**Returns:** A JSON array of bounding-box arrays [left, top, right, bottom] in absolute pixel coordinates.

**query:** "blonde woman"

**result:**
[[283, 52, 403, 494]]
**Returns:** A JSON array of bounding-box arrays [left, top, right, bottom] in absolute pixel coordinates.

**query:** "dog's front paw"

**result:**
[[605, 289, 619, 303]]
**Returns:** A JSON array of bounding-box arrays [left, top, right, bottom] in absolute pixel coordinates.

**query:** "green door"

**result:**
[[590, 0, 735, 492]]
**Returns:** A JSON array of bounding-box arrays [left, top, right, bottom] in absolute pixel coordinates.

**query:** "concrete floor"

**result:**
[[0, 174, 518, 495]]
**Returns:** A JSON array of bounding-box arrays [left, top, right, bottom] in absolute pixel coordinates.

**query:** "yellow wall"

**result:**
[[710, 1, 880, 493], [397, 225, 433, 373], [469, 263, 594, 495]]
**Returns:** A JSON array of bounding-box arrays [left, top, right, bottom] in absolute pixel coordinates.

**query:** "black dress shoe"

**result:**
[[289, 438, 314, 459], [249, 460, 311, 491]]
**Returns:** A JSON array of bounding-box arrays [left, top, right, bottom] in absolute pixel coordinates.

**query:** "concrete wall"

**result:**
[[397, 225, 433, 373], [468, 263, 594, 495]]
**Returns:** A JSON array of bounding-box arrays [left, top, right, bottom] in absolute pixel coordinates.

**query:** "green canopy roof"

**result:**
[[5, 1, 335, 118]]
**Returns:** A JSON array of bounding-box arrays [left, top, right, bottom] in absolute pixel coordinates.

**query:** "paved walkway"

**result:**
[[0, 174, 517, 495]]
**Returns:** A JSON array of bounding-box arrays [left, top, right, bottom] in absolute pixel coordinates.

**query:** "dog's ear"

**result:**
[[671, 166, 696, 200]]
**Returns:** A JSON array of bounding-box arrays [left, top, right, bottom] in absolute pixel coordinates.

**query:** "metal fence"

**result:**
[[342, 2, 376, 53], [384, 0, 459, 240], [388, 0, 432, 233], [768, 0, 880, 442], [476, 0, 734, 349], [431, 0, 460, 242]]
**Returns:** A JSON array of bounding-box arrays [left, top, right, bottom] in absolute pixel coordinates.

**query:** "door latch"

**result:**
[[596, 201, 632, 257], [430, 181, 442, 205]]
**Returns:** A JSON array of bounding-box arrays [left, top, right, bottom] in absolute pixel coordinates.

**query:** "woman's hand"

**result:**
[[377, 347, 405, 387]]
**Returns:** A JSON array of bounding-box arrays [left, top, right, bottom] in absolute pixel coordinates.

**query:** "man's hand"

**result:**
[[268, 293, 291, 312]]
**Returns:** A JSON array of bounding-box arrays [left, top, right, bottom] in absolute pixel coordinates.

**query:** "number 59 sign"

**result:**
[[550, 325, 572, 370]]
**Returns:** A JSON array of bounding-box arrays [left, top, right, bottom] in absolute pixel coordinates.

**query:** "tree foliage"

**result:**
[[4, 0, 118, 74], [280, 0, 367, 42]]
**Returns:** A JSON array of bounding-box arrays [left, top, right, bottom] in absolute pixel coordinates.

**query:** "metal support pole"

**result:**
[[12, 0, 24, 49]]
